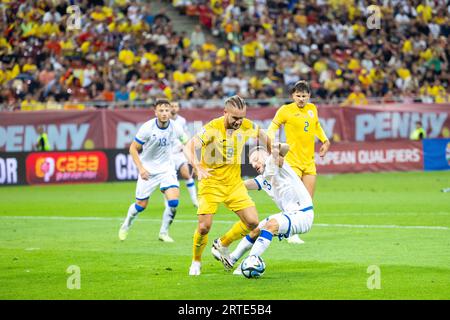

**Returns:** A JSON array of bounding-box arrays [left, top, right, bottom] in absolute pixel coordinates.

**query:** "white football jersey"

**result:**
[[171, 114, 188, 153], [254, 155, 313, 213], [134, 118, 187, 175]]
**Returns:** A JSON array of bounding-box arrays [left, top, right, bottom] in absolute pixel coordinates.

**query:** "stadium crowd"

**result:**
[[0, 0, 449, 112]]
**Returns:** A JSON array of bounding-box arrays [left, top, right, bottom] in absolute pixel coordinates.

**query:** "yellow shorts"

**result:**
[[291, 162, 317, 177], [197, 180, 255, 214]]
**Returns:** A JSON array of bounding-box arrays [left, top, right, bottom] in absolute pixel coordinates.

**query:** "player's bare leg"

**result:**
[[190, 214, 213, 276], [119, 199, 148, 241], [301, 174, 316, 199], [159, 187, 180, 242], [180, 163, 198, 207]]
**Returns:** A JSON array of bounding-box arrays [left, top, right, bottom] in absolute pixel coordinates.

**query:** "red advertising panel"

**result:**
[[0, 110, 105, 152], [1, 103, 449, 152], [26, 151, 108, 185], [315, 140, 423, 174]]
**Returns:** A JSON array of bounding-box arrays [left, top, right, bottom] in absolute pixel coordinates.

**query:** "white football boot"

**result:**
[[159, 233, 175, 243], [211, 238, 233, 269], [189, 261, 201, 276], [287, 234, 305, 244]]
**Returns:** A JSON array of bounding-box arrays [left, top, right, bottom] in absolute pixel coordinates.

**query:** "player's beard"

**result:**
[[227, 119, 241, 130], [158, 118, 169, 127], [231, 122, 241, 130]]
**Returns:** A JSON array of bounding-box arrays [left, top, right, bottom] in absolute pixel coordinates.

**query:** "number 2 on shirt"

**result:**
[[304, 121, 309, 132]]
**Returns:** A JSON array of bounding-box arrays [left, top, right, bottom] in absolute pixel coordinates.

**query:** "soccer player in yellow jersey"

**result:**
[[267, 81, 330, 243], [184, 95, 271, 276]]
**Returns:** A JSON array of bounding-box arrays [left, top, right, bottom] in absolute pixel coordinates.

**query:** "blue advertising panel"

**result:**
[[423, 138, 450, 171]]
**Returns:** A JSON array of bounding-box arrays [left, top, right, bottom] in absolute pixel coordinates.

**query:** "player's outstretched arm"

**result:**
[[183, 136, 211, 180], [257, 129, 272, 154], [129, 140, 150, 180], [316, 121, 330, 158], [244, 179, 259, 190], [271, 142, 289, 167], [277, 143, 290, 157]]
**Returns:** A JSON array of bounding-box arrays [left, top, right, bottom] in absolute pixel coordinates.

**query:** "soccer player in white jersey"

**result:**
[[170, 102, 199, 207], [118, 99, 188, 243], [215, 143, 314, 273]]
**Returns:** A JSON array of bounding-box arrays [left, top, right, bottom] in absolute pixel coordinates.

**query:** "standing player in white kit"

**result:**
[[118, 99, 188, 242], [169, 101, 199, 208], [215, 143, 314, 273]]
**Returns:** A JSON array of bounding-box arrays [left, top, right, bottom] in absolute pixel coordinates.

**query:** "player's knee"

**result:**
[[265, 219, 279, 234], [134, 202, 146, 211], [197, 222, 211, 235], [245, 219, 259, 231], [167, 199, 179, 208], [248, 227, 260, 238]]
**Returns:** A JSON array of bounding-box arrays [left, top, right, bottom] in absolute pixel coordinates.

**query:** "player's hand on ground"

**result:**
[[194, 165, 212, 180], [319, 140, 330, 158], [139, 167, 151, 180]]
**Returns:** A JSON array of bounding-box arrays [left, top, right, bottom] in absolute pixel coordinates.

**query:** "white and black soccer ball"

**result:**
[[241, 255, 266, 278]]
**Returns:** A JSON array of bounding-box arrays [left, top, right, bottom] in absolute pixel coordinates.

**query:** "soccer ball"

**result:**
[[241, 255, 266, 278]]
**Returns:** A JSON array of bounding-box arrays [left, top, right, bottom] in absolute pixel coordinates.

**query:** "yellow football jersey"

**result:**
[[267, 102, 327, 169], [197, 116, 259, 185]]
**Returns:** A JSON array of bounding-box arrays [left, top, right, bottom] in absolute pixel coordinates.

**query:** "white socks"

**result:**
[[186, 178, 198, 205], [230, 235, 255, 263], [123, 203, 144, 228], [160, 200, 177, 234], [249, 230, 273, 257]]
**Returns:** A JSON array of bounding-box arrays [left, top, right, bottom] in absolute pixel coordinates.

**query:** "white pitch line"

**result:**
[[313, 223, 449, 230], [0, 216, 448, 231]]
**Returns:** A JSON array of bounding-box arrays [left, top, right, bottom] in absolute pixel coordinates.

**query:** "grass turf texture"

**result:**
[[0, 171, 449, 300]]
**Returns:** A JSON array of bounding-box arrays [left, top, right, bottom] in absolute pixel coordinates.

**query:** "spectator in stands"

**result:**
[[115, 85, 130, 106], [340, 85, 368, 107], [0, 0, 449, 111], [190, 25, 206, 49]]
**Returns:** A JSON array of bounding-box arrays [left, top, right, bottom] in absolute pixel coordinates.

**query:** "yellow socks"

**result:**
[[220, 220, 251, 247], [192, 229, 208, 261]]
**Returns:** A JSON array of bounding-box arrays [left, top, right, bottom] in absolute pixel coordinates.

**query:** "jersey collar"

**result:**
[[155, 118, 170, 130]]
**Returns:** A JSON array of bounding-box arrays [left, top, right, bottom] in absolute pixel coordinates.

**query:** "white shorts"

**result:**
[[135, 170, 179, 200], [172, 152, 188, 171], [258, 207, 314, 240]]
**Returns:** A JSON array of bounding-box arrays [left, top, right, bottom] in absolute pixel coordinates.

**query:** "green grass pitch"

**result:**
[[0, 171, 449, 300]]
